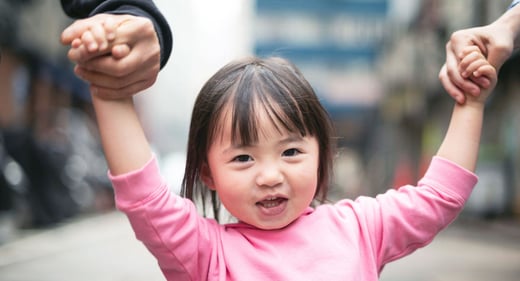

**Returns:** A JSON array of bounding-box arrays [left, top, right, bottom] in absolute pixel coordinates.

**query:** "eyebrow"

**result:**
[[223, 135, 305, 153]]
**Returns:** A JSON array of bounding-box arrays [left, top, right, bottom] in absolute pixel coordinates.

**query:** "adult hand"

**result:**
[[439, 23, 515, 104], [61, 14, 161, 99]]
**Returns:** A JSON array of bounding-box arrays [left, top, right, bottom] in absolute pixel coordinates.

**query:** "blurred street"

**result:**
[[380, 217, 520, 281], [1, 1, 520, 280], [0, 211, 519, 281], [0, 212, 163, 281]]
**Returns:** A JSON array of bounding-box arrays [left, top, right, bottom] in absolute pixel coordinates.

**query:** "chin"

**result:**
[[250, 219, 295, 230]]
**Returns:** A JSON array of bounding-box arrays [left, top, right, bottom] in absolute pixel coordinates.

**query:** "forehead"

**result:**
[[203, 58, 321, 151], [213, 100, 293, 146]]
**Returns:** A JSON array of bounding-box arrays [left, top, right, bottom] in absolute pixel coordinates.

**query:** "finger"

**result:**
[[69, 42, 114, 64], [77, 54, 133, 78], [468, 62, 492, 90], [103, 17, 117, 41], [473, 65, 497, 82], [459, 51, 482, 78], [71, 38, 83, 49], [450, 28, 487, 58], [462, 55, 488, 75], [112, 16, 155, 46], [469, 63, 496, 91], [61, 14, 122, 45], [75, 63, 155, 90], [89, 23, 110, 51], [69, 44, 111, 63], [81, 30, 99, 53], [111, 44, 131, 59], [458, 45, 481, 59], [61, 16, 104, 45], [79, 45, 158, 78], [448, 30, 476, 60], [471, 76, 491, 89], [445, 46, 480, 96], [439, 64, 466, 104], [75, 65, 127, 88], [68, 43, 89, 63], [61, 20, 86, 45]]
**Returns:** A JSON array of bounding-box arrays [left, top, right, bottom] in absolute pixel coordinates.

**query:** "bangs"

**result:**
[[223, 62, 311, 146]]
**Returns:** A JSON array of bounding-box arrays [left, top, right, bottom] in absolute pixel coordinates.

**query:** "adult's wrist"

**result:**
[[503, 1, 520, 48]]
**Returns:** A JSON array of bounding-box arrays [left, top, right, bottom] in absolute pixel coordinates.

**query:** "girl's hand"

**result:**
[[458, 47, 497, 105]]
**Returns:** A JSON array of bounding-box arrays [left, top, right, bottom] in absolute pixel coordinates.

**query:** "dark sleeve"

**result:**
[[60, 0, 172, 69]]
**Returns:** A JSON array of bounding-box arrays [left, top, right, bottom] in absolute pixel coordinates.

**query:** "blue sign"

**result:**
[[256, 0, 388, 15]]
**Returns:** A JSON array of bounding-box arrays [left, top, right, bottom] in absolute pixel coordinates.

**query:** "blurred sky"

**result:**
[[139, 0, 254, 154]]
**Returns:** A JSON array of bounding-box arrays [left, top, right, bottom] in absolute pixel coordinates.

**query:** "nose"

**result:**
[[255, 162, 284, 188]]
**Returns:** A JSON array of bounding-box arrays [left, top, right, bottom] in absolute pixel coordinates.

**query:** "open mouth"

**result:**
[[256, 196, 288, 216], [256, 197, 286, 208]]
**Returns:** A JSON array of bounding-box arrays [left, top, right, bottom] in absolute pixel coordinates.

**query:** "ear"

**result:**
[[200, 163, 216, 190]]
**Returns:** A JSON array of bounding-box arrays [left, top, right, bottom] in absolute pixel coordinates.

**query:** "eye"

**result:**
[[282, 148, 300, 157], [233, 154, 253, 162]]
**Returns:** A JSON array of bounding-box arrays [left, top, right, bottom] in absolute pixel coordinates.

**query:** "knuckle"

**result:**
[[135, 17, 157, 38]]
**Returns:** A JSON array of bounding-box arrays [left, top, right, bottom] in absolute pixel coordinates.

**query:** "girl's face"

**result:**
[[204, 107, 320, 230]]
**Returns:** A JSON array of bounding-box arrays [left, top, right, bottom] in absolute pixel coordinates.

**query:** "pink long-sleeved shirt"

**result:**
[[110, 156, 477, 281]]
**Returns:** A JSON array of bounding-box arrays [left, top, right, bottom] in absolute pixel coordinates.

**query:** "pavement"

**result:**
[[0, 211, 519, 281], [380, 217, 520, 281], [0, 212, 163, 281]]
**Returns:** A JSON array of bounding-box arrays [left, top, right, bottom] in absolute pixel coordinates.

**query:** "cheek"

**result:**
[[213, 175, 249, 214], [208, 164, 246, 199], [292, 160, 320, 193], [308, 154, 321, 193]]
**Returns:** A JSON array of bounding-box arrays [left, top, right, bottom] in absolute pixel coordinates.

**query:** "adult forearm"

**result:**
[[498, 1, 520, 49], [436, 103, 484, 172]]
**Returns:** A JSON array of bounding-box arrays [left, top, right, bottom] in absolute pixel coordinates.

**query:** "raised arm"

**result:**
[[436, 49, 497, 171], [91, 95, 152, 175]]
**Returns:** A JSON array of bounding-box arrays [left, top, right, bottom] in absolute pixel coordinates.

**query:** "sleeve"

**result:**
[[109, 156, 219, 281], [60, 0, 172, 69], [347, 156, 478, 270]]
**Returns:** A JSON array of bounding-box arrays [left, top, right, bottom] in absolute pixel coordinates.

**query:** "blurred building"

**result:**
[[253, 0, 520, 219], [377, 0, 519, 218], [0, 0, 110, 242], [1, 0, 518, 243]]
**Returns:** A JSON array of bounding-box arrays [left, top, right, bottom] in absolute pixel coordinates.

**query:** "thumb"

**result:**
[[111, 44, 131, 59]]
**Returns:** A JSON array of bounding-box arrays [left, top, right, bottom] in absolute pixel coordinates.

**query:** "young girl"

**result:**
[[76, 23, 497, 280]]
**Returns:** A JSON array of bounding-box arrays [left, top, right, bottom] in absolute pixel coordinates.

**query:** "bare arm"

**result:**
[[436, 102, 484, 172], [436, 52, 497, 172], [91, 95, 152, 175]]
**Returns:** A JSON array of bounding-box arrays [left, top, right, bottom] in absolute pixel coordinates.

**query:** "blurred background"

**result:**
[[0, 0, 519, 280]]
